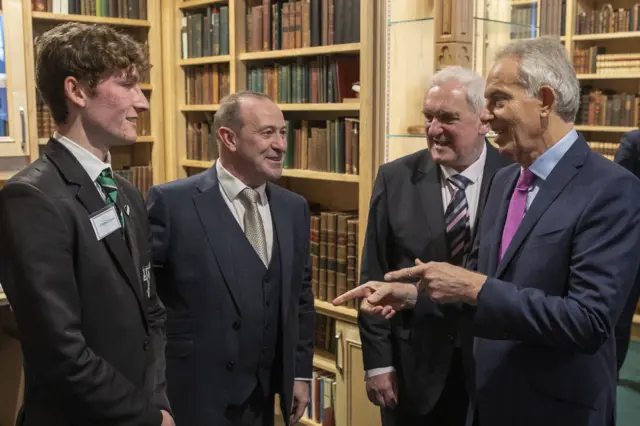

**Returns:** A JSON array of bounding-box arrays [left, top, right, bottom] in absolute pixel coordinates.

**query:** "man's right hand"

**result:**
[[366, 371, 398, 409], [161, 410, 176, 426]]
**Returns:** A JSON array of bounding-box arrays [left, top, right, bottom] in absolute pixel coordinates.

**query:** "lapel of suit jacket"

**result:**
[[415, 151, 449, 262], [45, 139, 148, 328], [495, 136, 588, 277], [193, 165, 242, 315], [266, 183, 294, 321]]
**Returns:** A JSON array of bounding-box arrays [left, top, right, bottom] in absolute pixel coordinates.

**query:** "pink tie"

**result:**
[[500, 169, 536, 261]]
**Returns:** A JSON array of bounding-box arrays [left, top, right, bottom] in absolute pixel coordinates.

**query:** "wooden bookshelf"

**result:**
[[179, 0, 230, 10], [179, 55, 232, 66], [577, 73, 640, 79], [573, 31, 640, 41], [239, 42, 361, 60], [575, 125, 636, 132], [180, 158, 360, 183], [31, 11, 151, 27], [165, 2, 373, 424]]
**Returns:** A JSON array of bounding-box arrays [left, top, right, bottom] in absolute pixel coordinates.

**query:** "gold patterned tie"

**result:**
[[239, 187, 268, 267]]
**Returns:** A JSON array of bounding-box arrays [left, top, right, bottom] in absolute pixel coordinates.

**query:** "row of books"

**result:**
[[575, 4, 640, 35], [180, 6, 230, 59], [186, 120, 218, 163], [31, 0, 147, 20], [538, 0, 566, 37], [588, 141, 619, 158], [576, 89, 640, 128], [185, 117, 360, 176], [310, 211, 359, 309], [574, 48, 640, 74], [314, 314, 337, 355], [184, 65, 231, 105], [307, 369, 336, 426], [37, 101, 151, 138], [284, 119, 359, 174], [510, 3, 538, 40], [246, 0, 360, 53], [245, 56, 359, 104], [114, 165, 153, 198]]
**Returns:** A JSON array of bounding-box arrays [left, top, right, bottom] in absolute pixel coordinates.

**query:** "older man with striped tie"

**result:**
[[355, 66, 511, 426]]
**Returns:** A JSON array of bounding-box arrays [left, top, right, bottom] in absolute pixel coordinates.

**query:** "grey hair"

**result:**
[[428, 66, 486, 113], [494, 36, 580, 122], [213, 90, 273, 137]]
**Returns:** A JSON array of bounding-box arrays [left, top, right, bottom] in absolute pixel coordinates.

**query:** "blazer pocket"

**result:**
[[527, 227, 567, 248]]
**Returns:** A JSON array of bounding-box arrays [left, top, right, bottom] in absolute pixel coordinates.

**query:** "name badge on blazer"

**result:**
[[142, 262, 152, 300], [89, 205, 121, 241]]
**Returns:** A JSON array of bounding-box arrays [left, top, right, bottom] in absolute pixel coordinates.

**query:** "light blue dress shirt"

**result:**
[[525, 128, 579, 211]]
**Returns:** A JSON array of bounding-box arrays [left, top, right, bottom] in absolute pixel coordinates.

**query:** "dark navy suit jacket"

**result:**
[[464, 134, 640, 426]]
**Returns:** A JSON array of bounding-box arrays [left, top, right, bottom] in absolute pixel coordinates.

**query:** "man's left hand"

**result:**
[[290, 380, 311, 425], [385, 260, 487, 304]]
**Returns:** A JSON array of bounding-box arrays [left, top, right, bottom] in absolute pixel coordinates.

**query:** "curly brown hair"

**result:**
[[35, 22, 150, 124]]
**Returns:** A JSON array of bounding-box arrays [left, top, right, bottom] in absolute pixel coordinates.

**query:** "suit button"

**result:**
[[226, 361, 235, 371], [266, 301, 271, 308], [265, 323, 270, 330], [233, 320, 241, 330], [262, 346, 267, 354], [264, 275, 271, 284], [143, 340, 149, 351]]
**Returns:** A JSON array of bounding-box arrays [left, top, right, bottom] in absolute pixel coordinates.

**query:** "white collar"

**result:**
[[53, 131, 112, 182], [215, 159, 268, 205]]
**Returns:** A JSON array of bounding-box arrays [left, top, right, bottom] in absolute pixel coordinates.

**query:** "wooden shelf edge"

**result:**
[[278, 103, 360, 111], [314, 299, 357, 324], [179, 55, 231, 66], [38, 137, 154, 145], [31, 11, 151, 28], [299, 417, 322, 426], [180, 104, 220, 112], [575, 125, 636, 133], [282, 169, 359, 182], [181, 159, 214, 169], [239, 43, 361, 61], [139, 84, 153, 91], [633, 314, 640, 326], [577, 74, 640, 80], [0, 171, 19, 181], [179, 0, 228, 10], [573, 31, 640, 41], [313, 348, 337, 374]]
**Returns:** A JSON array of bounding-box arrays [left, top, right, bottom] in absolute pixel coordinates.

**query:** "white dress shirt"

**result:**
[[216, 159, 274, 265], [54, 131, 113, 201], [365, 142, 487, 380]]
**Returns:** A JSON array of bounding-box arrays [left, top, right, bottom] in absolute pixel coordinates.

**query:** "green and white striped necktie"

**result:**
[[96, 168, 125, 232]]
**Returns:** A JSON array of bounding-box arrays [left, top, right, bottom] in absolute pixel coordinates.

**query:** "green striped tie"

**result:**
[[96, 168, 125, 232]]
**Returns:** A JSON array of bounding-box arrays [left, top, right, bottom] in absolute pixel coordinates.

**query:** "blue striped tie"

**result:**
[[445, 175, 471, 266]]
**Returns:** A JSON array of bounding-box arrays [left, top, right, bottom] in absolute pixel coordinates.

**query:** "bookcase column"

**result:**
[[434, 0, 473, 71]]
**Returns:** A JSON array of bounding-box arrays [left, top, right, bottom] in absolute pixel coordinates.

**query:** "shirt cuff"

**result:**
[[364, 366, 396, 380], [295, 377, 312, 381]]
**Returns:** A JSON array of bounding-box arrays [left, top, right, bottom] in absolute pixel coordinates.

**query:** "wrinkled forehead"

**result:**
[[423, 83, 471, 114], [485, 58, 522, 97], [240, 98, 285, 128]]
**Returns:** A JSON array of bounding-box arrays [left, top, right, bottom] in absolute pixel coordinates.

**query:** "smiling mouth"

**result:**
[[266, 156, 283, 162], [126, 118, 137, 125]]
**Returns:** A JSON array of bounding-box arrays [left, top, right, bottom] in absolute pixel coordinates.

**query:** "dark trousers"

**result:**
[[381, 349, 470, 426], [224, 383, 275, 426]]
